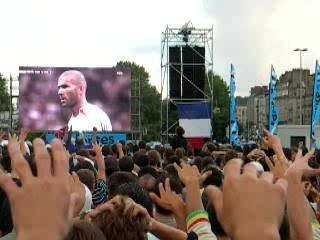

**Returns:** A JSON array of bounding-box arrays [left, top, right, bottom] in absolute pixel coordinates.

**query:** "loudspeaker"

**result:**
[[169, 47, 181, 98], [182, 46, 205, 99]]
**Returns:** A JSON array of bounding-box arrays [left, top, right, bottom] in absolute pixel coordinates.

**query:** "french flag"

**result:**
[[176, 102, 211, 137]]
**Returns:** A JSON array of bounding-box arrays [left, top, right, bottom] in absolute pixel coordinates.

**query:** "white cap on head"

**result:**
[[249, 161, 264, 173]]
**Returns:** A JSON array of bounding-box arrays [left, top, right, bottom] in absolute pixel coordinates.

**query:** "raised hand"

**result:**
[[262, 129, 282, 150], [0, 138, 75, 240], [8, 132, 19, 143], [116, 142, 124, 159], [150, 178, 186, 231], [18, 128, 29, 142], [266, 155, 289, 180], [88, 195, 152, 227], [91, 143, 106, 181], [286, 150, 320, 178], [150, 178, 185, 213], [173, 162, 211, 186], [247, 149, 267, 161], [91, 143, 103, 160], [206, 159, 288, 239], [174, 162, 199, 184]]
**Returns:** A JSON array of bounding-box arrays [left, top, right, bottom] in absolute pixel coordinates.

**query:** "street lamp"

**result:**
[[294, 48, 308, 125]]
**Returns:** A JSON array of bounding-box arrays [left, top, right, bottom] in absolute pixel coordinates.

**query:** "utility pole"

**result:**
[[294, 48, 308, 125]]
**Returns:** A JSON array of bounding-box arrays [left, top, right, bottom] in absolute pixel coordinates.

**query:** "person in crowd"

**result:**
[[147, 150, 162, 171], [138, 140, 147, 153], [118, 156, 134, 173], [1, 127, 320, 240], [170, 126, 188, 151], [57, 70, 112, 131], [64, 220, 105, 240]]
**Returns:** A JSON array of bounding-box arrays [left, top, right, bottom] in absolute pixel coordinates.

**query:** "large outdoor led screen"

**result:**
[[19, 66, 131, 132]]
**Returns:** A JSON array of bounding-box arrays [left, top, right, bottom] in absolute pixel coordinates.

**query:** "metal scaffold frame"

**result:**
[[160, 22, 214, 143], [130, 76, 142, 142], [10, 75, 19, 131]]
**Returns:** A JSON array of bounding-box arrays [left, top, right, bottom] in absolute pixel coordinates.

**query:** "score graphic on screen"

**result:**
[[19, 67, 131, 132]]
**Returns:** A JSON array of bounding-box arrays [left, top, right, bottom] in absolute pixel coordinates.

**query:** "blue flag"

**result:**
[[269, 65, 279, 134], [229, 64, 240, 146], [311, 60, 320, 149]]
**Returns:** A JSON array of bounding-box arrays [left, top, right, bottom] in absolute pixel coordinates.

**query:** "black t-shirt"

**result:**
[[170, 136, 188, 151]]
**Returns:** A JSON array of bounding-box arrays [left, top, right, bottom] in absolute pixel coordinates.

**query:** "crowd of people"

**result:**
[[0, 126, 320, 240]]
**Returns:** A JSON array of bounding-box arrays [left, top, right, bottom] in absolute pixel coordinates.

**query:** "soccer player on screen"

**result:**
[[57, 70, 112, 131]]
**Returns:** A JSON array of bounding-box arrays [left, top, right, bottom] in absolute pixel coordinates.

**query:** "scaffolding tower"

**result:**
[[130, 76, 142, 142], [160, 22, 214, 143], [10, 75, 19, 131]]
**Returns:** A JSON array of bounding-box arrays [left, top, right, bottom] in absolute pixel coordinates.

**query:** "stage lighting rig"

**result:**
[[179, 21, 195, 43]]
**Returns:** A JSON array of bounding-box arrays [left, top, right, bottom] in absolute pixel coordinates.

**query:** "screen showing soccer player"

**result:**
[[19, 67, 131, 132]]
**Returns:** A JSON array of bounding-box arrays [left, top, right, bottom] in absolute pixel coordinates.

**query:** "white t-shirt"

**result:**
[[68, 103, 112, 131]]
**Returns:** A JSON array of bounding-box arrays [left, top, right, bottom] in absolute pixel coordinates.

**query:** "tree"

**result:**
[[0, 73, 10, 111], [206, 71, 230, 143], [116, 61, 161, 142]]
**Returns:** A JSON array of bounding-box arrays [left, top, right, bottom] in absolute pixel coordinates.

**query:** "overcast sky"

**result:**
[[0, 0, 319, 96]]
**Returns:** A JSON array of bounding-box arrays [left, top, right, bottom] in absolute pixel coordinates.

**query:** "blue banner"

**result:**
[[311, 60, 320, 149], [229, 64, 240, 146], [176, 102, 211, 119], [45, 132, 127, 145], [269, 65, 279, 134]]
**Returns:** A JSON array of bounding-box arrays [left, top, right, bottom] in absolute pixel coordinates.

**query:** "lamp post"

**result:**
[[294, 48, 308, 125]]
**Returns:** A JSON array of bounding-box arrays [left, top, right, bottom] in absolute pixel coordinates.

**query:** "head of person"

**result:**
[[58, 70, 87, 108], [192, 156, 203, 172], [154, 173, 183, 215], [207, 143, 217, 153], [126, 141, 134, 152], [104, 156, 120, 178], [201, 156, 215, 170], [163, 164, 180, 182], [138, 174, 157, 193], [71, 160, 96, 176], [167, 155, 180, 165], [108, 172, 138, 199], [147, 150, 161, 169], [202, 165, 224, 188], [93, 197, 149, 240], [138, 140, 146, 151], [133, 152, 149, 169], [115, 182, 153, 216], [176, 126, 185, 137], [224, 149, 239, 165], [138, 166, 159, 179], [118, 156, 134, 172], [65, 220, 105, 240], [101, 145, 113, 157], [163, 148, 174, 166], [76, 169, 96, 192], [132, 144, 139, 154]]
